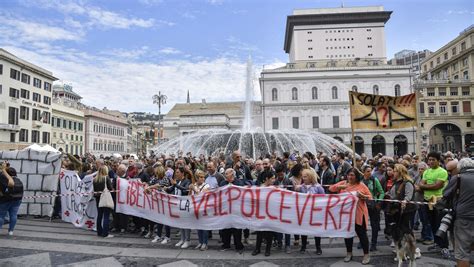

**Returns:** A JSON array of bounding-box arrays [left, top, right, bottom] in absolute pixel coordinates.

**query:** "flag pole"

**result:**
[[348, 91, 357, 168]]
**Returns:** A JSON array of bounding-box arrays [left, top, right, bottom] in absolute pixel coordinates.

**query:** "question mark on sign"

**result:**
[[377, 107, 388, 128]]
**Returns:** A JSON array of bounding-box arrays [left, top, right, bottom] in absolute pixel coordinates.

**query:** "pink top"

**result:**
[[329, 181, 372, 227]]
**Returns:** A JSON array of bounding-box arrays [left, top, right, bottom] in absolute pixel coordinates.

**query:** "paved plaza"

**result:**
[[0, 217, 456, 266]]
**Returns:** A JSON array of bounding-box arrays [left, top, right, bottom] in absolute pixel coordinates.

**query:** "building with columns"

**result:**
[[260, 6, 415, 156], [415, 25, 474, 153], [0, 49, 57, 151]]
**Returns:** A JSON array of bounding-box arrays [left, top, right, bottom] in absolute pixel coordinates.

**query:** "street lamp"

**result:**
[[152, 91, 167, 144]]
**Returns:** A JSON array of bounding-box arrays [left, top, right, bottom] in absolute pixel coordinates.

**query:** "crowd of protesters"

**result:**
[[20, 149, 474, 266]]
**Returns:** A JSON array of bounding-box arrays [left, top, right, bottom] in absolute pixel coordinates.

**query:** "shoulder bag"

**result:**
[[99, 178, 114, 209]]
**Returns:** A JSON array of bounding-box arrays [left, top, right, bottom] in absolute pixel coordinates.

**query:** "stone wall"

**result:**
[[0, 149, 62, 216]]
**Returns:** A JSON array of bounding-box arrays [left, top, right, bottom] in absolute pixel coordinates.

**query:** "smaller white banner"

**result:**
[[60, 170, 97, 230]]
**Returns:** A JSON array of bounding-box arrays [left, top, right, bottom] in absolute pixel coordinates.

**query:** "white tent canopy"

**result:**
[[24, 143, 60, 153]]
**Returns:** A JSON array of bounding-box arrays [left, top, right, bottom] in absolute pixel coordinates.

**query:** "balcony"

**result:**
[[0, 123, 20, 131], [414, 78, 472, 89]]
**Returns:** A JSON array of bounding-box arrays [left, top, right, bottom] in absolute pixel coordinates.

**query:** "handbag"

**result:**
[[98, 178, 114, 209]]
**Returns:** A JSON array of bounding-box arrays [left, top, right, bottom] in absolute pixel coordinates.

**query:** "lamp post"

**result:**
[[152, 91, 167, 144]]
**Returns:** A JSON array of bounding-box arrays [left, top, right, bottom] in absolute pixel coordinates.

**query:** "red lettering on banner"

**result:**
[[324, 194, 341, 230], [151, 191, 161, 213], [143, 187, 152, 210], [158, 192, 166, 214], [136, 182, 144, 208], [117, 179, 125, 205], [279, 191, 293, 224], [241, 188, 255, 218], [226, 186, 241, 214], [295, 193, 312, 225], [254, 188, 265, 219], [129, 181, 138, 206], [167, 195, 180, 218], [191, 194, 207, 219], [309, 194, 323, 227], [339, 194, 357, 231], [203, 192, 218, 217], [265, 189, 279, 220], [218, 190, 228, 216]]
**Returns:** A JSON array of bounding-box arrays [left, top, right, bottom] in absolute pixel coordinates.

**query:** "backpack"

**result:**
[[0, 176, 24, 201]]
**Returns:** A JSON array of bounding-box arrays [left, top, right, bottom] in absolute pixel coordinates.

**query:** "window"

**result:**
[[332, 116, 340, 128], [78, 123, 83, 131], [271, 88, 277, 101], [452, 47, 457, 56], [373, 85, 379, 95], [439, 102, 447, 114], [69, 121, 72, 129], [43, 96, 51, 105], [10, 68, 20, 80], [311, 86, 318, 100], [308, 56, 313, 59], [10, 133, 15, 143], [31, 130, 40, 143], [454, 75, 459, 80], [33, 78, 42, 88], [463, 71, 469, 80], [42, 111, 50, 124], [8, 107, 19, 125], [62, 119, 67, 128], [430, 61, 433, 68], [308, 39, 312, 42], [308, 47, 313, 50], [307, 31, 312, 34], [424, 65, 427, 72], [394, 84, 401, 96], [468, 122, 471, 127], [436, 57, 440, 64], [0, 64, 2, 74], [9, 87, 19, 98], [21, 73, 30, 84], [451, 102, 459, 114], [20, 106, 29, 120], [461, 42, 466, 51], [428, 103, 436, 114], [444, 53, 448, 60], [292, 117, 299, 129], [19, 129, 28, 142], [20, 89, 29, 99], [367, 37, 372, 40], [463, 57, 468, 67], [450, 87, 458, 96], [291, 87, 298, 100], [438, 88, 446, 96], [74, 121, 77, 130], [419, 103, 425, 114], [332, 86, 338, 99], [462, 87, 470, 96], [463, 101, 471, 113], [33, 92, 41, 102], [56, 118, 60, 127], [427, 88, 435, 96], [32, 109, 41, 121], [452, 62, 458, 71], [312, 116, 319, 128], [44, 82, 51, 92], [351, 85, 358, 92]]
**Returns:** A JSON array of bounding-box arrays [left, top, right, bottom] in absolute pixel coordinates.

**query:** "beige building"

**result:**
[[51, 83, 85, 154], [0, 49, 57, 151], [415, 25, 474, 153]]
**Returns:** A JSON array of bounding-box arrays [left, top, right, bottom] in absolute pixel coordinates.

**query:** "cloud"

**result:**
[[158, 47, 182, 55], [21, 0, 162, 29], [207, 0, 225, 5], [226, 36, 258, 52], [446, 10, 472, 15], [138, 0, 164, 6], [1, 44, 274, 113], [0, 15, 83, 43]]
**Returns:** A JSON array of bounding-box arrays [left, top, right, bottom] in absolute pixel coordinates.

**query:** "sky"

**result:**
[[1, 0, 472, 113]]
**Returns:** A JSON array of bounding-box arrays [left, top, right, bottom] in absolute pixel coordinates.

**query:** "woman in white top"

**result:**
[[189, 170, 210, 251]]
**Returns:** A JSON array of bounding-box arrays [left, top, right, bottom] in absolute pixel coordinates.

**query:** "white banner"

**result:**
[[116, 179, 358, 237], [60, 170, 97, 230]]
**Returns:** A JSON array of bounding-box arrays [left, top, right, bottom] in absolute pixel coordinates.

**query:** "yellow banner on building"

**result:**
[[349, 91, 417, 130]]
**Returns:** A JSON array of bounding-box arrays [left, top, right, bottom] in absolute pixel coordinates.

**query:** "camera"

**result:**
[[435, 211, 454, 240]]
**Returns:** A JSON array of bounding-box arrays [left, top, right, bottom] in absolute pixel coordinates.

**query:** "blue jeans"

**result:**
[[96, 207, 111, 237], [157, 224, 170, 238], [275, 233, 291, 247], [198, 229, 208, 245], [0, 200, 22, 232], [420, 205, 434, 241]]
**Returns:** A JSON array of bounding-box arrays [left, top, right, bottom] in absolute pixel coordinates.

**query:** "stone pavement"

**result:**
[[0, 217, 456, 266]]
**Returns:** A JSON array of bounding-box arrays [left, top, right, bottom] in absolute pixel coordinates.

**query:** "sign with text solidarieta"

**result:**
[[116, 178, 358, 237], [60, 170, 97, 230], [349, 91, 417, 130]]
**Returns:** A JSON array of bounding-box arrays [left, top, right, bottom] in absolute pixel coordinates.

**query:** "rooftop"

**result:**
[[166, 101, 260, 118], [0, 48, 58, 80]]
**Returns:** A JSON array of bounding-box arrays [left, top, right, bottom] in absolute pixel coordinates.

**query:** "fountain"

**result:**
[[152, 57, 352, 158]]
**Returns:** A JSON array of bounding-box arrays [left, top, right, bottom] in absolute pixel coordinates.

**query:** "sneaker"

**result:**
[[361, 255, 370, 265], [195, 243, 202, 250], [151, 236, 162, 243], [200, 244, 208, 251], [416, 238, 425, 243], [120, 229, 125, 234], [104, 234, 114, 238], [160, 237, 170, 244], [390, 241, 395, 248], [175, 240, 184, 247], [441, 248, 450, 259], [422, 240, 434, 245], [415, 248, 422, 259], [316, 248, 322, 255], [244, 238, 253, 245], [144, 232, 152, 239], [8, 231, 13, 236], [181, 241, 190, 249]]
